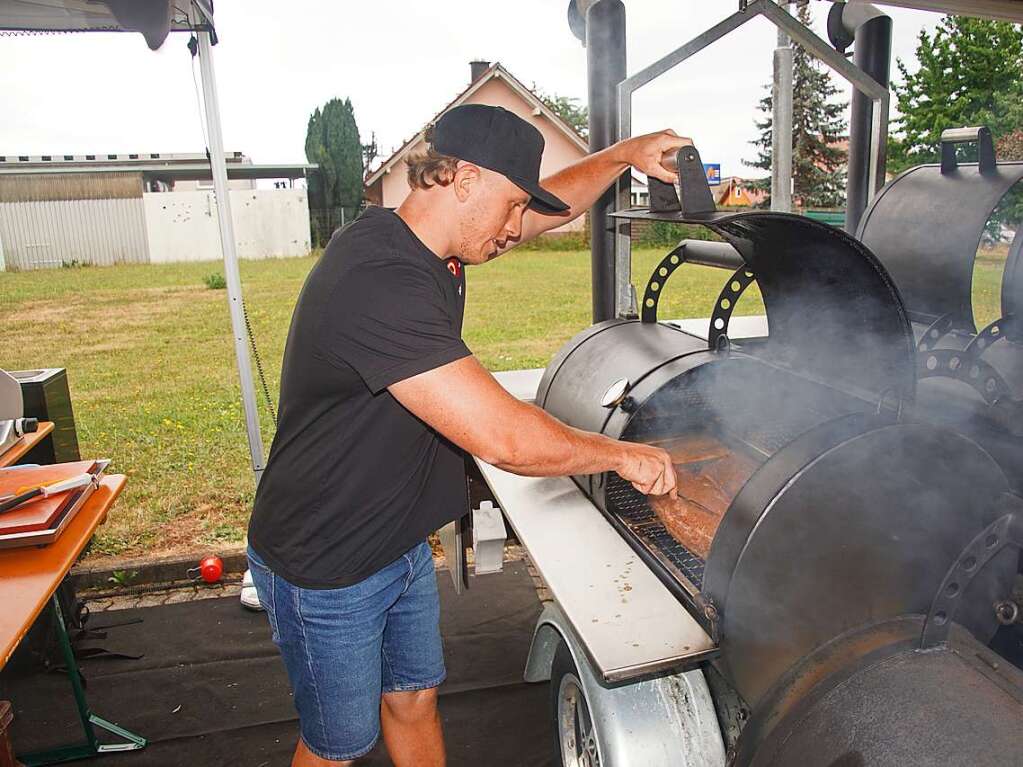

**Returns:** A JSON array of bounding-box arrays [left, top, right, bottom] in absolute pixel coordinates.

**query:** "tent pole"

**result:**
[[196, 29, 266, 484]]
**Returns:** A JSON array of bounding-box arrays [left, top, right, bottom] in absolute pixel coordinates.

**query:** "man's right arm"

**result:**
[[388, 355, 677, 497]]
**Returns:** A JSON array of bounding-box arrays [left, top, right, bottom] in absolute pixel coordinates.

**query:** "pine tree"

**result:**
[[890, 17, 1023, 172], [745, 5, 848, 209], [304, 98, 365, 218]]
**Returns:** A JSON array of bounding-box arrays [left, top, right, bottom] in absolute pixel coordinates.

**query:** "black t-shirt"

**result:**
[[247, 206, 471, 589]]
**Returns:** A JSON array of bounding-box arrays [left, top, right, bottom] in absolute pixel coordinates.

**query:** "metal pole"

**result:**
[[772, 11, 794, 213], [845, 12, 892, 235], [586, 0, 626, 323], [196, 30, 266, 483]]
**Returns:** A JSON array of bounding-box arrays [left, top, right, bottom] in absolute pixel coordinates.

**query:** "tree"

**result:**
[[304, 98, 365, 219], [889, 17, 1023, 172], [975, 84, 1023, 161], [533, 86, 589, 140], [745, 5, 848, 209]]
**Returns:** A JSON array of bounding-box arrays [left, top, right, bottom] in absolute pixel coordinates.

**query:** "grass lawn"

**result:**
[[0, 243, 1009, 562]]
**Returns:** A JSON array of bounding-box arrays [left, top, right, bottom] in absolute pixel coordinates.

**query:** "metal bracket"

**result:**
[[647, 145, 717, 217], [964, 316, 1018, 358], [916, 316, 1022, 425], [919, 497, 1023, 650], [708, 267, 757, 352], [640, 246, 688, 323], [648, 177, 680, 213], [917, 312, 957, 351], [917, 348, 1016, 408]]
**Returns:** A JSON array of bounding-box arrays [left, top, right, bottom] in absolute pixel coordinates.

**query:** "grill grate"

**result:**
[[605, 475, 706, 589]]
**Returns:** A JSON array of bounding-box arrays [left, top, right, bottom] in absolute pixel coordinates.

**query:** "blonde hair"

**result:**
[[405, 126, 460, 190]]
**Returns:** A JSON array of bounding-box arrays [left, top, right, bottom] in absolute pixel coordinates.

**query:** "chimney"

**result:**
[[470, 60, 491, 84]]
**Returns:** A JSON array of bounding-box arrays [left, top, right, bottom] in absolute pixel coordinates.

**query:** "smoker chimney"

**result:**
[[470, 60, 491, 83]]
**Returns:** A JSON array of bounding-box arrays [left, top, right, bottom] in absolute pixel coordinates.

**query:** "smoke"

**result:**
[[540, 206, 1023, 696]]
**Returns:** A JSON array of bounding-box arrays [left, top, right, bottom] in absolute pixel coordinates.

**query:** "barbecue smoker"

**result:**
[[532, 147, 1023, 763], [858, 127, 1023, 484]]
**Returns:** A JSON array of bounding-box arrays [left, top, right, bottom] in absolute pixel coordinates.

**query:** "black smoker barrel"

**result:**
[[537, 201, 1023, 761]]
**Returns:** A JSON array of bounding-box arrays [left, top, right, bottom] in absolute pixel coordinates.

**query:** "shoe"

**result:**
[[240, 568, 263, 611]]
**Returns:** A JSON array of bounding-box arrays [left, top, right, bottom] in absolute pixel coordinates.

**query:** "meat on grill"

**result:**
[[647, 433, 760, 558]]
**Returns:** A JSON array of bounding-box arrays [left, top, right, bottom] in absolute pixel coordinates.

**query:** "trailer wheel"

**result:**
[[550, 639, 602, 767]]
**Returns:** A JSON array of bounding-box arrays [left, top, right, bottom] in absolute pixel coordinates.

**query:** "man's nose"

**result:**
[[504, 215, 522, 240]]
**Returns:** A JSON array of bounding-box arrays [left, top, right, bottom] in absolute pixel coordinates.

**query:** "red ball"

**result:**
[[199, 555, 224, 583]]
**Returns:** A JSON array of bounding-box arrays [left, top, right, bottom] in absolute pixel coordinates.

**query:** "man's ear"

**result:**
[[452, 162, 481, 203]]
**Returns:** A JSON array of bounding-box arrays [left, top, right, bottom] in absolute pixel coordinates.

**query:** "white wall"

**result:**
[[143, 189, 311, 264], [0, 198, 148, 269]]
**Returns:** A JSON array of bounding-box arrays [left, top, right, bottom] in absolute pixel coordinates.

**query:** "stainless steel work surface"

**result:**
[[491, 368, 545, 402], [474, 460, 717, 681]]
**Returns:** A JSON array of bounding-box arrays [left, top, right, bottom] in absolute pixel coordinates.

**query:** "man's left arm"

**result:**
[[514, 130, 693, 245]]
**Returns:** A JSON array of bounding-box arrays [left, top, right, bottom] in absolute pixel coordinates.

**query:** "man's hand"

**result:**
[[616, 443, 678, 498], [514, 128, 693, 244], [615, 129, 693, 184]]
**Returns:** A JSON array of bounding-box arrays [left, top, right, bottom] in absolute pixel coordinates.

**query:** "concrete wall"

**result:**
[[377, 75, 587, 233], [0, 197, 148, 269], [144, 189, 311, 264]]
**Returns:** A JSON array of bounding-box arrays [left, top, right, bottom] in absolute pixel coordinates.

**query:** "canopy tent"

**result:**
[[2, 0, 269, 481], [0, 0, 210, 49]]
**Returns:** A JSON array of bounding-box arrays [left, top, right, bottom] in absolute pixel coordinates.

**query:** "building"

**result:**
[[630, 174, 650, 207], [712, 176, 768, 208], [630, 172, 768, 209], [365, 61, 589, 234], [0, 153, 316, 270]]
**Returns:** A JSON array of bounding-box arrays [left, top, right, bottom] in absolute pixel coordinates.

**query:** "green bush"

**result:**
[[634, 221, 721, 247], [203, 272, 227, 290]]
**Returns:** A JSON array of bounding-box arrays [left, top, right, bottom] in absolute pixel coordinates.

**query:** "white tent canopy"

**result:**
[[0, 0, 213, 48], [2, 0, 268, 481]]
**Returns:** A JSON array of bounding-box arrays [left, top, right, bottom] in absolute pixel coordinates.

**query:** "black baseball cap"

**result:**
[[431, 104, 570, 214]]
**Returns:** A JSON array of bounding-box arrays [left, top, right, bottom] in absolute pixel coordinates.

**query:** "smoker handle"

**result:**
[[940, 126, 996, 176], [677, 240, 744, 271], [646, 145, 717, 216]]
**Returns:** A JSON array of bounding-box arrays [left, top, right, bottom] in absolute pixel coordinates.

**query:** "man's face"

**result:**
[[455, 166, 530, 265]]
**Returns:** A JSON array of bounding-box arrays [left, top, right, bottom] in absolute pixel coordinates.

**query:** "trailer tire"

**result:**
[[550, 638, 602, 767]]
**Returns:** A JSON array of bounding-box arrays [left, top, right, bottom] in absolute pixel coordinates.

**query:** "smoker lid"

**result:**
[[857, 156, 1023, 333], [615, 208, 917, 402]]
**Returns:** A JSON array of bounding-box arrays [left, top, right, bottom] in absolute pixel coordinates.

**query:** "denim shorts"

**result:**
[[247, 541, 446, 762]]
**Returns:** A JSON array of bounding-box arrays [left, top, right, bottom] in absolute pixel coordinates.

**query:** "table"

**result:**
[[0, 474, 147, 765], [0, 423, 55, 469]]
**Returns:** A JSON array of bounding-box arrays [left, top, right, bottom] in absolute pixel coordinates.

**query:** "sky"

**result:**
[[0, 1, 943, 180]]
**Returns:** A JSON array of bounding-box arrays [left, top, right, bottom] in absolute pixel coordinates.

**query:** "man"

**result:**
[[247, 103, 685, 767]]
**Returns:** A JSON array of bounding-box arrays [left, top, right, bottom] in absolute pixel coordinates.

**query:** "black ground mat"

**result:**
[[1, 560, 556, 766]]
